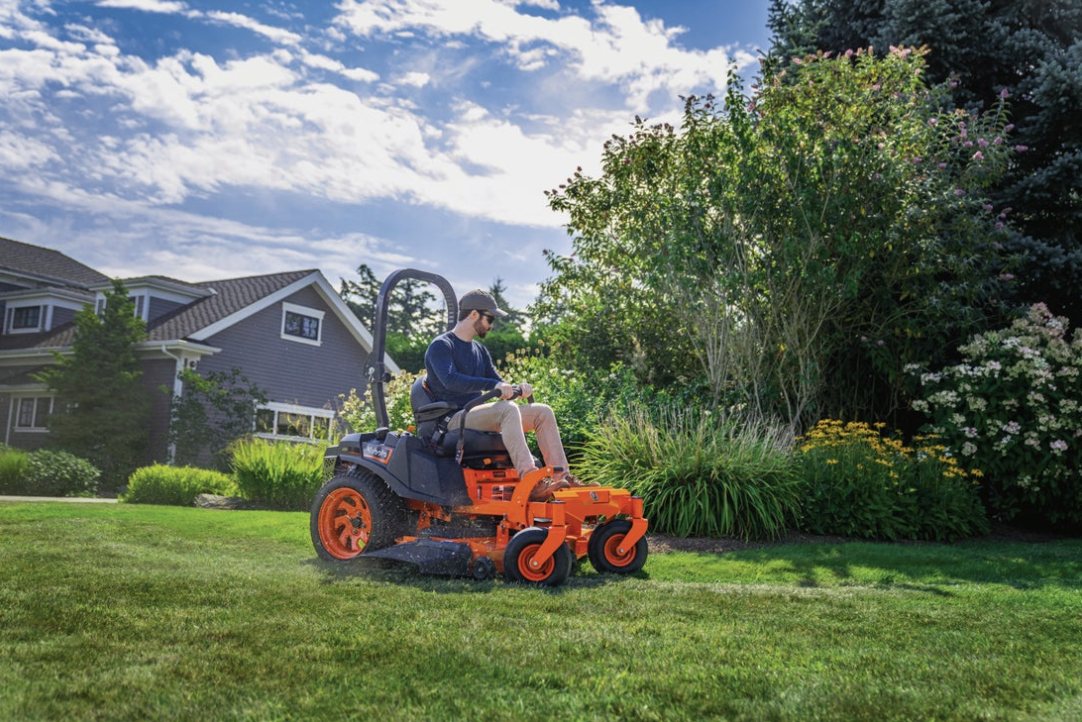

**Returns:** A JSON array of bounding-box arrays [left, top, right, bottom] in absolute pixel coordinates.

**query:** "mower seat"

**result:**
[[411, 376, 510, 461]]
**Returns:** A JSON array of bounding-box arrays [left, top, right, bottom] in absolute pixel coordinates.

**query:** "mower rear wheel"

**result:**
[[588, 519, 648, 574], [503, 527, 573, 587], [310, 471, 406, 562]]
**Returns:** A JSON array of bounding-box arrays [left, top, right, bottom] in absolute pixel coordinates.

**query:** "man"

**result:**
[[424, 288, 594, 501]]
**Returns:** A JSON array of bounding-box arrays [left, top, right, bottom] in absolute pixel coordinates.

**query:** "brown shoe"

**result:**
[[528, 476, 570, 502], [563, 473, 600, 488]]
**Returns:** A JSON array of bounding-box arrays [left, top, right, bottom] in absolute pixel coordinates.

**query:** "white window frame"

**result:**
[[12, 395, 54, 432], [280, 302, 324, 346], [5, 304, 45, 334], [254, 402, 333, 443]]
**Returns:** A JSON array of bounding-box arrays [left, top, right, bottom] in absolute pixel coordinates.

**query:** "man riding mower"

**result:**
[[309, 269, 648, 586]]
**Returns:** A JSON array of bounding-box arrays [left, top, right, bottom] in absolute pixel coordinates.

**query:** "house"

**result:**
[[0, 236, 394, 464]]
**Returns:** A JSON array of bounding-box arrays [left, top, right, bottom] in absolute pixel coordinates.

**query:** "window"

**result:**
[[12, 306, 41, 329], [14, 397, 53, 431], [280, 303, 324, 345], [254, 403, 333, 442], [7, 305, 43, 333]]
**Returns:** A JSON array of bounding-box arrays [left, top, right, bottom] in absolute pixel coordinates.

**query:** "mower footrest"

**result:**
[[366, 539, 473, 577]]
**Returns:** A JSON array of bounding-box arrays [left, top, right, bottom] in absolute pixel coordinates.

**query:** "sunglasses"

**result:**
[[479, 312, 496, 323]]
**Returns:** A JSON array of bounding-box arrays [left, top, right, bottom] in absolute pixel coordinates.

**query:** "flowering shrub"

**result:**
[[337, 369, 425, 435], [910, 304, 1082, 526], [797, 420, 988, 541]]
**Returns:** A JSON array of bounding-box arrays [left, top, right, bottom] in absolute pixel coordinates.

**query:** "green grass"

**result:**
[[2, 501, 1081, 722]]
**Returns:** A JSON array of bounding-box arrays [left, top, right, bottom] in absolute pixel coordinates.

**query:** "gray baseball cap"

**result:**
[[459, 289, 508, 317]]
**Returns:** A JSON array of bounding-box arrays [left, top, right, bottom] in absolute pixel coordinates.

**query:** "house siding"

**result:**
[[51, 306, 77, 328], [148, 297, 185, 323], [197, 286, 365, 413], [142, 357, 179, 462]]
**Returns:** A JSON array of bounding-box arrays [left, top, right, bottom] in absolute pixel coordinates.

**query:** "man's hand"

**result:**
[[495, 382, 515, 399], [518, 382, 533, 399]]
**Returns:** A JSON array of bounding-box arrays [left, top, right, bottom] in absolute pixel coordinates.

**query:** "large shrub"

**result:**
[[797, 420, 989, 541], [231, 439, 326, 511], [0, 449, 101, 497], [580, 408, 801, 540], [910, 303, 1082, 527], [121, 465, 237, 506], [541, 48, 1019, 429], [21, 449, 101, 498]]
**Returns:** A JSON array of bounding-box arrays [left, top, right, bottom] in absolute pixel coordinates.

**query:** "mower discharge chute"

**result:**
[[310, 269, 648, 586]]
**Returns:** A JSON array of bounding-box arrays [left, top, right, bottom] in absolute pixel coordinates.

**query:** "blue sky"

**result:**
[[0, 0, 773, 311]]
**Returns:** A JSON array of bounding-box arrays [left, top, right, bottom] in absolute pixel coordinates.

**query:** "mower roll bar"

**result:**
[[365, 269, 458, 430]]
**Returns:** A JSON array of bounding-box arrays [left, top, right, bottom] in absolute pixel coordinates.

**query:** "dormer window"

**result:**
[[12, 306, 41, 330], [5, 304, 44, 333], [281, 302, 323, 346]]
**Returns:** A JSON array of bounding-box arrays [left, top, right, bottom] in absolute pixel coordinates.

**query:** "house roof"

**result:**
[[150, 270, 317, 341], [0, 237, 110, 289]]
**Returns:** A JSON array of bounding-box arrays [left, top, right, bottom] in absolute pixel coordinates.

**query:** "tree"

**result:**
[[165, 367, 268, 471], [544, 50, 1018, 430], [767, 0, 1082, 326], [34, 280, 151, 489]]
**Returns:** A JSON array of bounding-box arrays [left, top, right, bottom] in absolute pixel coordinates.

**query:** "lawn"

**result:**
[[2, 501, 1080, 722]]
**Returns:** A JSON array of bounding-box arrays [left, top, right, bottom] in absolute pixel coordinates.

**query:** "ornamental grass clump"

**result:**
[[579, 408, 801, 540], [797, 420, 988, 541], [121, 464, 237, 506], [911, 303, 1082, 527], [231, 439, 326, 511]]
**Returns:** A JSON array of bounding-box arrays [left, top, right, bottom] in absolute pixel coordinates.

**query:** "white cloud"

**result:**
[[400, 70, 430, 87], [204, 11, 303, 46], [95, 0, 189, 14]]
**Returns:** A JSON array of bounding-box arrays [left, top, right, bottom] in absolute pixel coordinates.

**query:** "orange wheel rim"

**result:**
[[516, 543, 555, 582], [603, 533, 636, 567], [318, 487, 372, 559]]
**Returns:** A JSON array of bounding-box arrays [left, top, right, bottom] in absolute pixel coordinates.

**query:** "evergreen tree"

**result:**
[[767, 0, 1082, 325], [34, 280, 151, 490]]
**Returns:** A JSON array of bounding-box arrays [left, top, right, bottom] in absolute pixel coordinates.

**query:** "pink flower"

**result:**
[[978, 138, 989, 148], [996, 222, 1004, 228], [1000, 88, 1010, 98], [993, 137, 1003, 145], [954, 189, 966, 196], [1014, 145, 1029, 152], [973, 151, 984, 161], [928, 118, 938, 126], [1005, 124, 1015, 131], [984, 204, 994, 211], [938, 162, 948, 169], [999, 273, 1015, 281], [845, 49, 854, 58]]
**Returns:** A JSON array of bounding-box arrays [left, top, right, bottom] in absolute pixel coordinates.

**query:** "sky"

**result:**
[[0, 0, 773, 312]]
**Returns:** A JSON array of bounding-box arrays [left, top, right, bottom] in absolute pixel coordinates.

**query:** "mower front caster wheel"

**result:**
[[503, 527, 574, 587], [588, 519, 648, 574], [471, 556, 497, 581]]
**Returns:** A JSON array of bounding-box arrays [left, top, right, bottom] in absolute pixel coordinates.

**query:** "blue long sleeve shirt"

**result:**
[[424, 331, 503, 408]]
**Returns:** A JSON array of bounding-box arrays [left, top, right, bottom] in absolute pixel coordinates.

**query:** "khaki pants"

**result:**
[[449, 401, 568, 476]]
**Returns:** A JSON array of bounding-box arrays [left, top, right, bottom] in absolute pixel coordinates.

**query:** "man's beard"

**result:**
[[473, 318, 488, 338]]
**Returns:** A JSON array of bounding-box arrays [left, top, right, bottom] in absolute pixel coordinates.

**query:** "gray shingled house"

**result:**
[[0, 236, 394, 465]]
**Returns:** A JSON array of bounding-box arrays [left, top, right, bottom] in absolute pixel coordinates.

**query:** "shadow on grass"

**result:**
[[710, 538, 1082, 593], [304, 556, 645, 595]]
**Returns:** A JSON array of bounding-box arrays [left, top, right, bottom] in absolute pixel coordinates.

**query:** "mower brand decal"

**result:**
[[363, 443, 393, 464]]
